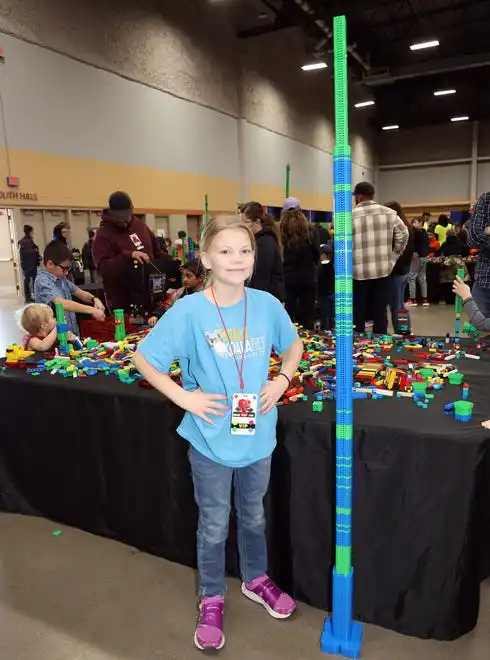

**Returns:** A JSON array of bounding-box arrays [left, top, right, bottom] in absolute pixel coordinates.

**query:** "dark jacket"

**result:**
[[283, 228, 321, 286], [413, 228, 429, 258], [392, 229, 415, 276], [436, 235, 468, 258], [248, 229, 285, 302], [92, 211, 169, 310], [82, 238, 95, 270], [18, 236, 39, 271]]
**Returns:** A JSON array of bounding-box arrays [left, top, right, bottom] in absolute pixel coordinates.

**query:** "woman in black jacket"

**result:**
[[241, 202, 285, 302], [386, 202, 414, 333], [280, 208, 320, 329]]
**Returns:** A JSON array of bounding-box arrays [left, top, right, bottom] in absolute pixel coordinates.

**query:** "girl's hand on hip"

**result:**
[[260, 378, 287, 414], [185, 389, 229, 424]]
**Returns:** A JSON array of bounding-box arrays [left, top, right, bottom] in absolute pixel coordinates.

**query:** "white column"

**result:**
[[145, 214, 156, 232], [470, 120, 479, 203]]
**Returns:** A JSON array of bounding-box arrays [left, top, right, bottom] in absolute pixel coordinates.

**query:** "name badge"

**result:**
[[231, 393, 257, 436], [129, 233, 144, 250]]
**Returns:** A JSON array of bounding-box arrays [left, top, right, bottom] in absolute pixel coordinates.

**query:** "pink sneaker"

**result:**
[[194, 596, 225, 651], [241, 575, 296, 619]]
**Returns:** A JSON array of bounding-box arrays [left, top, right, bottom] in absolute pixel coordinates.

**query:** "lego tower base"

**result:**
[[321, 568, 363, 659]]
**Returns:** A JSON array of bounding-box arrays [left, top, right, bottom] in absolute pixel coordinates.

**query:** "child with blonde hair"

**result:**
[[134, 215, 303, 651], [19, 303, 76, 351]]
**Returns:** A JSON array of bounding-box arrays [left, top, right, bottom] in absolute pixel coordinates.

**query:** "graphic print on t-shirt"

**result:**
[[204, 327, 265, 361]]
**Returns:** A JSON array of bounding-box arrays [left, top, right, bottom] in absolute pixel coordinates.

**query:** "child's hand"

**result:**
[[185, 388, 229, 424], [260, 377, 288, 414], [93, 297, 105, 312], [67, 331, 77, 342], [452, 275, 471, 301], [148, 316, 158, 327], [91, 308, 105, 322]]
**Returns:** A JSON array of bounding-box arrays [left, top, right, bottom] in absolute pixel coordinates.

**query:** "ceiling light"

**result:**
[[434, 89, 456, 96], [451, 116, 469, 122], [410, 40, 439, 51], [301, 62, 327, 71], [355, 101, 375, 108], [382, 124, 399, 131]]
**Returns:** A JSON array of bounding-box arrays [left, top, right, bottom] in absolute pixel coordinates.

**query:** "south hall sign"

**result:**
[[0, 191, 38, 201]]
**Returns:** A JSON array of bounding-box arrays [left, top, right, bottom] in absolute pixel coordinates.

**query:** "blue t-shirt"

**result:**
[[137, 288, 298, 467], [34, 269, 79, 335]]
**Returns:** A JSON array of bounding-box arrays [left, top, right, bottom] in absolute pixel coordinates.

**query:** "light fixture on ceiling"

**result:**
[[434, 89, 456, 96], [382, 125, 399, 131], [355, 101, 375, 108], [451, 116, 469, 122], [301, 62, 328, 71], [410, 40, 439, 51]]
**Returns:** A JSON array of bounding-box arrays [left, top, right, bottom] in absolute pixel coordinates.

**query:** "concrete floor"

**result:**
[[0, 515, 488, 660], [1, 295, 488, 659]]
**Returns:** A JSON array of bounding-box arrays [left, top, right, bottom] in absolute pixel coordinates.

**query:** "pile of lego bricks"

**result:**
[[1, 331, 162, 386], [269, 329, 477, 421], [1, 328, 480, 421]]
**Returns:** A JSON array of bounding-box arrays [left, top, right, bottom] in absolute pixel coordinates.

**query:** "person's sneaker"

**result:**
[[406, 299, 418, 307], [194, 596, 225, 651], [241, 576, 296, 619], [422, 298, 430, 307]]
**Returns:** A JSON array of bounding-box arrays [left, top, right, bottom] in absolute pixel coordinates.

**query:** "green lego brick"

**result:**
[[455, 267, 465, 313], [335, 546, 352, 576], [54, 302, 65, 324]]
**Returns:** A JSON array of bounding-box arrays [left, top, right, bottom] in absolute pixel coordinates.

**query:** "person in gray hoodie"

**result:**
[[453, 274, 490, 331]]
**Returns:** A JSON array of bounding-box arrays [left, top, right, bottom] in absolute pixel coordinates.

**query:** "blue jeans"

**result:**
[[389, 273, 410, 333], [471, 281, 490, 317], [189, 446, 271, 597]]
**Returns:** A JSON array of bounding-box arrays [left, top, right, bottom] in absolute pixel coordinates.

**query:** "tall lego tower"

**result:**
[[320, 15, 363, 659]]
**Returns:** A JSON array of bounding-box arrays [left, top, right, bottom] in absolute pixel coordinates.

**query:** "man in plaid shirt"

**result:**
[[352, 182, 409, 334], [467, 192, 490, 316]]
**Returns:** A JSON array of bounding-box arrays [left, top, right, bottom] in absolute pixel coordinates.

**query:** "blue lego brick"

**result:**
[[455, 414, 472, 422], [321, 568, 363, 658]]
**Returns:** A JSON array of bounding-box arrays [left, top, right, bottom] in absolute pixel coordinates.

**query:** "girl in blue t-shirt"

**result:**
[[134, 216, 303, 652]]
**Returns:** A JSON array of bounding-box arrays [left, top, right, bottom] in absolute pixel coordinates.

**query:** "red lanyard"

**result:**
[[211, 286, 248, 391]]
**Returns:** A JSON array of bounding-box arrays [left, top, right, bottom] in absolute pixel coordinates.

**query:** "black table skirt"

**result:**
[[0, 366, 489, 641]]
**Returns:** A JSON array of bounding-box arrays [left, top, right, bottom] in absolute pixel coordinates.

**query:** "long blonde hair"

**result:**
[[280, 209, 312, 248], [201, 216, 256, 283]]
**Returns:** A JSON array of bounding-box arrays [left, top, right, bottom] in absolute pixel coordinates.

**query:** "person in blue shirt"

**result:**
[[34, 240, 106, 335], [134, 216, 303, 652]]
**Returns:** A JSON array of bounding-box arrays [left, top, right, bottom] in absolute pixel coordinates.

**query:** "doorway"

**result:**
[[0, 208, 20, 297]]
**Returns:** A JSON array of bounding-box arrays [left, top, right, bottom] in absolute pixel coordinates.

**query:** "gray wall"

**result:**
[[0, 33, 240, 179], [0, 0, 375, 209], [376, 122, 490, 206]]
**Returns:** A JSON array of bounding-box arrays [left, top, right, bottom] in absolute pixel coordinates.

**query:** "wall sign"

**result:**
[[0, 191, 38, 201]]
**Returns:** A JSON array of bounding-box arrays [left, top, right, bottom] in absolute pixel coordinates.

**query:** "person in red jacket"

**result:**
[[93, 191, 169, 311]]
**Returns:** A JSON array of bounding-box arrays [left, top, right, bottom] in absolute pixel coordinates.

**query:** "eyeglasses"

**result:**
[[54, 262, 71, 273]]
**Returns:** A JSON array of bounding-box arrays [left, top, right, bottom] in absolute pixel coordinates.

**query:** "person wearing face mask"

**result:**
[[92, 191, 168, 311]]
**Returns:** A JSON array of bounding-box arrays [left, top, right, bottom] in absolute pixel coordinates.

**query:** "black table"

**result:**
[[1, 357, 489, 641]]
